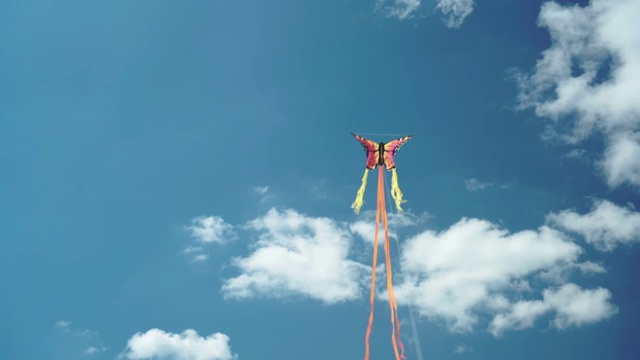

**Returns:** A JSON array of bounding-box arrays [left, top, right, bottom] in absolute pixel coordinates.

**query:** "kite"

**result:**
[[351, 133, 412, 360]]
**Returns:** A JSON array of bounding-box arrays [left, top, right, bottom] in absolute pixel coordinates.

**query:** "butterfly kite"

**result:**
[[351, 132, 412, 360]]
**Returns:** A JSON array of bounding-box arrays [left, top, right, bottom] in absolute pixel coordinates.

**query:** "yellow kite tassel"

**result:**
[[351, 169, 369, 214], [390, 168, 406, 212]]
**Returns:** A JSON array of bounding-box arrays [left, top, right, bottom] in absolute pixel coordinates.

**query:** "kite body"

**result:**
[[351, 133, 411, 214], [352, 133, 412, 170]]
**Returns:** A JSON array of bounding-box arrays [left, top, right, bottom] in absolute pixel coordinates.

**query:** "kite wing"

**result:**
[[383, 135, 412, 170], [352, 133, 381, 170]]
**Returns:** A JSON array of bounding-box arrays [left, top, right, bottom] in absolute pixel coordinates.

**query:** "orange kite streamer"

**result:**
[[351, 133, 411, 360]]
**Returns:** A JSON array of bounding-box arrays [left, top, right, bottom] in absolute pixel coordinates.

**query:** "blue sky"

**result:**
[[2, 0, 640, 359]]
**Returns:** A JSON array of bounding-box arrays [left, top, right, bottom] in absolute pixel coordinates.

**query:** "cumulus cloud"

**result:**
[[435, 0, 475, 28], [489, 283, 616, 336], [222, 209, 366, 304], [545, 283, 617, 329], [515, 0, 640, 188], [576, 261, 606, 274], [187, 216, 234, 244], [464, 178, 492, 191], [349, 219, 380, 245], [121, 329, 236, 360], [489, 299, 549, 336], [392, 217, 614, 333], [182, 216, 234, 262], [548, 199, 640, 251], [601, 131, 640, 187]]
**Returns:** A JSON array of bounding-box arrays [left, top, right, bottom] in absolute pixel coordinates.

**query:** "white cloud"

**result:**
[[251, 185, 274, 202], [183, 246, 203, 254], [376, 0, 421, 20], [349, 219, 380, 245], [222, 209, 366, 304], [561, 148, 590, 163], [464, 178, 492, 191], [577, 261, 606, 274], [488, 283, 616, 336], [548, 199, 640, 251], [187, 216, 233, 244], [54, 320, 98, 337], [121, 329, 236, 360], [436, 0, 475, 28], [182, 245, 210, 263], [375, 0, 476, 27], [517, 0, 640, 136], [392, 217, 612, 333], [545, 283, 617, 329], [217, 207, 614, 336], [516, 0, 640, 188], [55, 320, 106, 356], [252, 186, 269, 195], [193, 254, 210, 263], [85, 346, 107, 356], [489, 299, 550, 336], [182, 216, 233, 262], [55, 320, 72, 332], [601, 131, 640, 187]]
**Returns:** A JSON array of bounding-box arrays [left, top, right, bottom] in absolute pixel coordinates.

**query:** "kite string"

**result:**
[[364, 172, 381, 360]]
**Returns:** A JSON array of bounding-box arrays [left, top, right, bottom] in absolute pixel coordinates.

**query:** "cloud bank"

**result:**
[[392, 218, 615, 333], [516, 0, 640, 188], [216, 206, 617, 336]]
